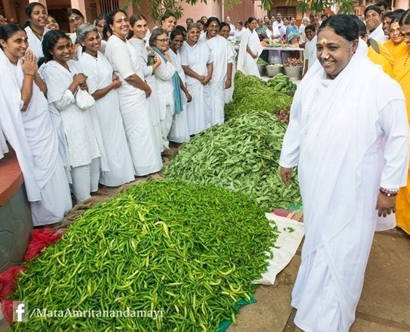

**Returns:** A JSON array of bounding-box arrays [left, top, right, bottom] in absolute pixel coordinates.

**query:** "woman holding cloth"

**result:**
[[280, 15, 408, 331], [237, 17, 262, 77], [77, 23, 135, 187], [0, 24, 72, 225], [105, 9, 162, 176]]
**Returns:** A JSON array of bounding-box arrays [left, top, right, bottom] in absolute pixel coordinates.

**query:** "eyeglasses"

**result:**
[[400, 31, 410, 38], [69, 16, 82, 24], [156, 38, 169, 43]]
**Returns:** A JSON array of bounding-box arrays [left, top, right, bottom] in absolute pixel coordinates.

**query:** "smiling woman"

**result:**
[[24, 2, 48, 58], [365, 5, 387, 42], [280, 14, 409, 332]]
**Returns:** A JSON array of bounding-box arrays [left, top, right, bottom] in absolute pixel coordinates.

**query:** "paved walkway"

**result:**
[[228, 227, 410, 332]]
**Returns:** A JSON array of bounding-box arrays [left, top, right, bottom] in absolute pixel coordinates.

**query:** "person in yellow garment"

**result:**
[[393, 9, 410, 235], [384, 14, 408, 61], [354, 16, 394, 76]]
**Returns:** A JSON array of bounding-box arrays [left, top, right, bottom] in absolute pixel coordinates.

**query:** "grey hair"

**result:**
[[187, 22, 201, 31], [76, 23, 98, 42]]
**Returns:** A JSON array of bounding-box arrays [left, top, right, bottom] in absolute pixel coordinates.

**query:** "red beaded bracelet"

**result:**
[[379, 187, 398, 197]]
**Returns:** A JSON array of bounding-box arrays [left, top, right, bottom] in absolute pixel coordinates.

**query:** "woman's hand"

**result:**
[[79, 82, 89, 92], [185, 90, 192, 102], [251, 53, 257, 59], [280, 167, 293, 187], [73, 73, 87, 87], [376, 194, 396, 217], [111, 75, 122, 89], [22, 50, 37, 76], [143, 83, 152, 98], [164, 53, 171, 63], [225, 78, 232, 89], [202, 75, 211, 85]]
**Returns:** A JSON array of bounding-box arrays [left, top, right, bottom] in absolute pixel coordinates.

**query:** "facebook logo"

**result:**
[[13, 301, 28, 322]]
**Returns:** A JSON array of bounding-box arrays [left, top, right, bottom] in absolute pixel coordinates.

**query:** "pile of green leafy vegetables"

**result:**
[[164, 111, 301, 210], [10, 181, 277, 332], [224, 71, 293, 121]]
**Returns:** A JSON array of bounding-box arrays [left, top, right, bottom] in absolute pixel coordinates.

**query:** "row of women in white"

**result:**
[[0, 10, 237, 226]]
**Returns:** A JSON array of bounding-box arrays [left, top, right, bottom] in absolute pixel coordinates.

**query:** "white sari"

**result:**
[[280, 40, 408, 332], [237, 29, 262, 77]]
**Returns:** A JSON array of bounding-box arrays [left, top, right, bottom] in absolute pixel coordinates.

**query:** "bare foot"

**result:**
[[91, 189, 109, 196]]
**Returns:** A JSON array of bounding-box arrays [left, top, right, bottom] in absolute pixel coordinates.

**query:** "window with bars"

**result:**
[[275, 7, 297, 19]]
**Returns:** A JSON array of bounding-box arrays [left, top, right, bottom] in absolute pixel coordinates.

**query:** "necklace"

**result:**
[[404, 50, 410, 66], [30, 27, 44, 40]]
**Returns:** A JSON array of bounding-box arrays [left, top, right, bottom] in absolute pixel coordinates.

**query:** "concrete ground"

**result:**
[[228, 227, 410, 332]]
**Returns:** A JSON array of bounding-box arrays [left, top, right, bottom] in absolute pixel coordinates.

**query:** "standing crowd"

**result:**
[[0, 4, 236, 227]]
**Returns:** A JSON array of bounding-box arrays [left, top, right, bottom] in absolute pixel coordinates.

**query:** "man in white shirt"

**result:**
[[273, 13, 286, 39], [302, 24, 317, 76], [225, 16, 236, 39]]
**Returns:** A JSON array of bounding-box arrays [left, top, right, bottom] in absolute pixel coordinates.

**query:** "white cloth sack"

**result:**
[[75, 88, 95, 111], [253, 213, 305, 285]]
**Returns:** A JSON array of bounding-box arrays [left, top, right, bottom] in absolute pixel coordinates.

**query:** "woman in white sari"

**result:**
[[105, 10, 162, 176], [237, 17, 262, 77], [41, 30, 101, 204], [77, 23, 135, 187], [0, 24, 72, 225], [202, 17, 235, 125], [128, 14, 162, 155], [219, 22, 237, 104], [23, 2, 49, 58], [180, 23, 213, 135], [280, 15, 408, 332]]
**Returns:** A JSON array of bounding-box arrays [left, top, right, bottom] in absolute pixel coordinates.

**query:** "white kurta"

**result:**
[[78, 51, 135, 187], [304, 36, 318, 71], [0, 51, 71, 226], [128, 38, 162, 154], [167, 49, 190, 143], [180, 40, 211, 135], [105, 35, 162, 176], [280, 40, 409, 332], [25, 26, 49, 59], [369, 24, 388, 43], [153, 50, 176, 150], [0, 123, 8, 160], [202, 34, 234, 125], [237, 29, 262, 77], [224, 41, 237, 104]]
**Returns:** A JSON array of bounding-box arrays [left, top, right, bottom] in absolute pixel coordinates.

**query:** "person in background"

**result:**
[[46, 15, 59, 30], [167, 28, 191, 144], [263, 15, 269, 25], [384, 15, 407, 61], [94, 13, 107, 53], [355, 16, 394, 76], [219, 22, 236, 104], [393, 9, 410, 236], [128, 14, 162, 156], [280, 14, 408, 331], [0, 24, 72, 225], [376, 0, 391, 17], [233, 20, 246, 42], [0, 15, 7, 27], [357, 14, 365, 21], [185, 17, 193, 28], [201, 16, 207, 25], [225, 16, 236, 39], [309, 11, 321, 32], [149, 28, 177, 155], [77, 23, 135, 187], [180, 22, 212, 135], [202, 17, 234, 126], [382, 11, 396, 36], [196, 19, 205, 35], [273, 12, 284, 29], [237, 17, 262, 77], [256, 18, 268, 40], [105, 9, 162, 176], [24, 2, 48, 58], [321, 13, 329, 22], [365, 5, 387, 42], [160, 11, 177, 34], [302, 24, 317, 76], [286, 17, 300, 43], [67, 9, 85, 44], [41, 29, 102, 203]]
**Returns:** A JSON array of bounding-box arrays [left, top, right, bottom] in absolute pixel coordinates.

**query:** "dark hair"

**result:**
[[399, 9, 410, 26], [128, 13, 147, 39], [175, 25, 187, 33], [149, 27, 168, 47], [318, 14, 359, 42], [24, 2, 46, 28], [95, 13, 106, 24], [247, 17, 257, 24], [105, 9, 127, 35], [364, 5, 382, 17], [41, 29, 70, 63], [393, 9, 405, 17], [205, 17, 220, 28], [0, 24, 24, 49], [102, 24, 110, 41], [305, 24, 316, 32], [220, 22, 230, 31], [66, 9, 84, 20], [236, 20, 243, 26], [353, 17, 367, 38], [376, 0, 390, 9], [186, 17, 193, 24], [170, 27, 184, 41], [161, 11, 176, 23]]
